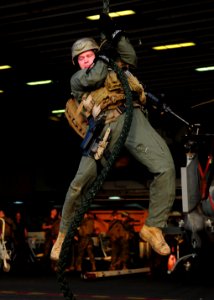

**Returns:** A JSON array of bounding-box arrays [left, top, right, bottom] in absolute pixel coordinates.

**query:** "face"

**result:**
[[77, 50, 95, 69], [16, 212, 21, 220], [0, 210, 5, 218], [51, 208, 58, 218]]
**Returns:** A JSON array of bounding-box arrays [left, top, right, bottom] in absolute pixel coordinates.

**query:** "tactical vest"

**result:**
[[83, 69, 146, 114], [65, 69, 146, 138]]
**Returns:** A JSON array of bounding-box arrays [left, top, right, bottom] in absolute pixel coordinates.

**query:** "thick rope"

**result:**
[[56, 60, 133, 299], [103, 0, 109, 13]]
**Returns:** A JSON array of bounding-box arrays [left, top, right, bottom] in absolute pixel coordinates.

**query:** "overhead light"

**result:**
[[153, 42, 195, 50], [87, 10, 135, 20], [195, 66, 214, 72], [26, 80, 53, 86], [0, 65, 12, 70], [0, 90, 4, 93], [108, 196, 122, 200], [52, 109, 65, 114], [13, 200, 24, 205]]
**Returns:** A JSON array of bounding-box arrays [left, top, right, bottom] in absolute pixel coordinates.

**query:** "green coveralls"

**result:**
[[59, 36, 176, 233]]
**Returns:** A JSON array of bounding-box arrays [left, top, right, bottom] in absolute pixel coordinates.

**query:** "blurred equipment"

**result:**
[[0, 218, 11, 272]]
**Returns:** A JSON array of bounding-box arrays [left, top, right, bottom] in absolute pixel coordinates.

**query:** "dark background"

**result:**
[[0, 0, 213, 221]]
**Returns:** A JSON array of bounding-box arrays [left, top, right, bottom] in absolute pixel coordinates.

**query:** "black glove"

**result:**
[[98, 13, 123, 43], [96, 39, 119, 64]]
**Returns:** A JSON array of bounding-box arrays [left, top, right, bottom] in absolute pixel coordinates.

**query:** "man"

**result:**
[[42, 208, 60, 259], [51, 13, 176, 261], [75, 213, 96, 272], [107, 211, 131, 270]]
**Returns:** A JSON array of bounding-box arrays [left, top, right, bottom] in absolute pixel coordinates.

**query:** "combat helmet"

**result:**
[[71, 37, 99, 64]]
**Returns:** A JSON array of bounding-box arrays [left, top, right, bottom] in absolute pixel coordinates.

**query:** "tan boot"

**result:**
[[50, 232, 65, 261], [139, 224, 170, 256]]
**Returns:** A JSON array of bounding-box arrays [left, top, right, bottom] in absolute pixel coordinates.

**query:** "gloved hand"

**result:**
[[98, 13, 123, 43], [96, 39, 119, 64]]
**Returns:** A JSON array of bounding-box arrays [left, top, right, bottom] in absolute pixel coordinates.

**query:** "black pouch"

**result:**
[[80, 116, 105, 156]]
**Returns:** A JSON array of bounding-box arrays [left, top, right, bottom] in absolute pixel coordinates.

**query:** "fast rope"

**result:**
[[56, 2, 133, 299]]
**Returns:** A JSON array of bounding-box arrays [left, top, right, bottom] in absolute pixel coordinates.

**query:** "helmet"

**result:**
[[71, 37, 99, 63]]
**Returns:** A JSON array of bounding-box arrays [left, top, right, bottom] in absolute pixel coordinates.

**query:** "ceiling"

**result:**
[[0, 0, 214, 201], [0, 0, 214, 112]]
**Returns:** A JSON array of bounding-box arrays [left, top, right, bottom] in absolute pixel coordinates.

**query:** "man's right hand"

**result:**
[[96, 39, 118, 64]]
